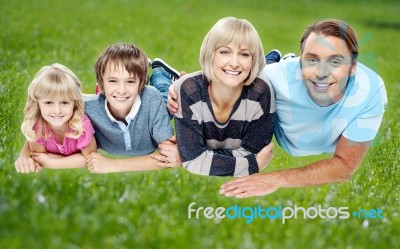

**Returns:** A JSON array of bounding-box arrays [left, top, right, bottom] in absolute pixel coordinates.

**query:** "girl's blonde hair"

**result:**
[[199, 16, 265, 86], [21, 63, 85, 141]]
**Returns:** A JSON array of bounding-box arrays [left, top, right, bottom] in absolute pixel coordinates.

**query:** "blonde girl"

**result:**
[[15, 63, 96, 173]]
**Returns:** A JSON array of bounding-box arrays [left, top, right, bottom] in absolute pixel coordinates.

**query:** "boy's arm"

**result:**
[[86, 152, 177, 173]]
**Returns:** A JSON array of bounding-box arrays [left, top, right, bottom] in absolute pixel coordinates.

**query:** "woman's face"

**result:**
[[211, 43, 253, 88]]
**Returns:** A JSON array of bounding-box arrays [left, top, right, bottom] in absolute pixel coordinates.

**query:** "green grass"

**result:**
[[1, 0, 399, 248]]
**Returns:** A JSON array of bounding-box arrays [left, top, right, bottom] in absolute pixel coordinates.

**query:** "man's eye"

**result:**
[[329, 59, 342, 66], [307, 58, 318, 63]]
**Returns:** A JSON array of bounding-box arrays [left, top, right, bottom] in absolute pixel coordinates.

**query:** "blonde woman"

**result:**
[[15, 63, 97, 173], [173, 17, 275, 177]]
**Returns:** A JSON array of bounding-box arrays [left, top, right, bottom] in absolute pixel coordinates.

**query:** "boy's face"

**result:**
[[100, 63, 140, 120], [301, 32, 356, 107]]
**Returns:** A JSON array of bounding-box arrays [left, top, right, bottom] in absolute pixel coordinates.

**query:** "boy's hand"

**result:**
[[87, 152, 114, 173]]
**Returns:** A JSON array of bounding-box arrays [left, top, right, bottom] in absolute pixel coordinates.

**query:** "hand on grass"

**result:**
[[15, 156, 41, 173], [219, 172, 281, 198]]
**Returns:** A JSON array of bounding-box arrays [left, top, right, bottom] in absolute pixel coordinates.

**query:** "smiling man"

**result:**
[[220, 19, 388, 197]]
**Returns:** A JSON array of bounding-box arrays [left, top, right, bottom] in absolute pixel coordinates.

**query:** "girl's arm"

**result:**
[[30, 142, 86, 169], [80, 136, 97, 158], [14, 141, 39, 173]]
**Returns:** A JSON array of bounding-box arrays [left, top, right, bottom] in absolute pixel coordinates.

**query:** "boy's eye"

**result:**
[[127, 80, 136, 84]]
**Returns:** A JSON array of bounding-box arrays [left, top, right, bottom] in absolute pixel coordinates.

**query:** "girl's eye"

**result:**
[[220, 50, 229, 55], [240, 53, 250, 57], [61, 101, 71, 105], [127, 80, 136, 84], [44, 101, 53, 105]]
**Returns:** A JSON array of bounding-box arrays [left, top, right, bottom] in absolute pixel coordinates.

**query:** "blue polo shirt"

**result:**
[[84, 85, 173, 156]]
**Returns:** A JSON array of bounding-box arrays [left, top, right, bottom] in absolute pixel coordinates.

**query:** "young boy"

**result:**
[[85, 43, 180, 173], [15, 43, 181, 173]]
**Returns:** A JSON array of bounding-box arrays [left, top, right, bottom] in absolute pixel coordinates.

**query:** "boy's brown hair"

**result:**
[[95, 43, 148, 93]]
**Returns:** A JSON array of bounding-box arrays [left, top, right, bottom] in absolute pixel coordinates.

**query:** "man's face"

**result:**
[[301, 32, 356, 107]]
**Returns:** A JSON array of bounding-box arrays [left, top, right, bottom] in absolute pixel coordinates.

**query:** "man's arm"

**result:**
[[220, 135, 369, 198]]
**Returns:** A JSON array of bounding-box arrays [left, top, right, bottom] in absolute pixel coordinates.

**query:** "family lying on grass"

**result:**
[[15, 17, 387, 198]]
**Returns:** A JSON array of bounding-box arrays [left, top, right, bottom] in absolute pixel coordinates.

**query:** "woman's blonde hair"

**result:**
[[21, 63, 85, 141], [199, 16, 265, 86]]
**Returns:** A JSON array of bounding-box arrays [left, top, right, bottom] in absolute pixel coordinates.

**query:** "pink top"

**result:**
[[35, 115, 95, 155]]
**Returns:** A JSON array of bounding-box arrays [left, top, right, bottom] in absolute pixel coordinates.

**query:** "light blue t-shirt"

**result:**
[[260, 57, 387, 156]]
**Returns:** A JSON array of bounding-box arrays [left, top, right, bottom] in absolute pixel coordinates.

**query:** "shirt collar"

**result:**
[[104, 95, 142, 123]]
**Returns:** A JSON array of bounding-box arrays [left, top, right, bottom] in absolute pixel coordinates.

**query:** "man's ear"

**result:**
[[350, 61, 357, 76]]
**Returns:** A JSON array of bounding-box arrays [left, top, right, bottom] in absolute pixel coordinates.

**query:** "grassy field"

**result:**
[[1, 0, 399, 248]]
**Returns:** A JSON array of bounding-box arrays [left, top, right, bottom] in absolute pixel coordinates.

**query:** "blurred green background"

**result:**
[[1, 0, 399, 248]]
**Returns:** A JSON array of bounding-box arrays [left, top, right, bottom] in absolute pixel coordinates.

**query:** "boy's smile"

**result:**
[[100, 63, 140, 121]]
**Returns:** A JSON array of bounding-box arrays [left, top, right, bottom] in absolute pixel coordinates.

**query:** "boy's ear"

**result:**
[[95, 83, 103, 95]]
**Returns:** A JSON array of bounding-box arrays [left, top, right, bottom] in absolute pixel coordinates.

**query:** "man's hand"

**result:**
[[219, 172, 281, 198]]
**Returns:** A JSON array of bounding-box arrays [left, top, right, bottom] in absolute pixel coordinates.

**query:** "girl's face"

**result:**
[[211, 43, 253, 88], [38, 95, 74, 132]]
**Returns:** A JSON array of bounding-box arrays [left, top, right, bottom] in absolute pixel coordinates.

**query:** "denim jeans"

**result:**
[[149, 67, 173, 105]]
